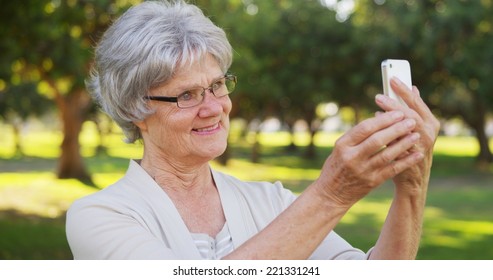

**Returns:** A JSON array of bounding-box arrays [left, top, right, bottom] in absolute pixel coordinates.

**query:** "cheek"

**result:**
[[224, 98, 233, 115], [162, 111, 192, 136], [148, 109, 187, 139]]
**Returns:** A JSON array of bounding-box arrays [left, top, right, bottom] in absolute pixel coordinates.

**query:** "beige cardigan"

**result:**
[[66, 160, 369, 259]]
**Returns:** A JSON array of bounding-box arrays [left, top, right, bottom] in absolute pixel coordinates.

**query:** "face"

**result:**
[[137, 54, 232, 165]]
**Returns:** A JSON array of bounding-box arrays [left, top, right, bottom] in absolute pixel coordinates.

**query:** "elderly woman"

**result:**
[[66, 0, 439, 259]]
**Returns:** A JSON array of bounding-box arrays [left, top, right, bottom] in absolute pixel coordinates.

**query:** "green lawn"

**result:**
[[0, 121, 492, 259]]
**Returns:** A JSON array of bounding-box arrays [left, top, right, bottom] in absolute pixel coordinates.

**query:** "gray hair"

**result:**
[[87, 0, 233, 143]]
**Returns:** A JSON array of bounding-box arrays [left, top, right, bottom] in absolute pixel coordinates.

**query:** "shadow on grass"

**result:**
[[0, 209, 72, 260], [332, 195, 493, 260], [0, 154, 132, 189], [0, 156, 58, 173], [228, 144, 332, 170], [0, 154, 131, 174], [417, 234, 493, 260]]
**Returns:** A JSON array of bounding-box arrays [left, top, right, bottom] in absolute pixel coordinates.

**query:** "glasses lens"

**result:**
[[211, 75, 236, 98], [177, 89, 203, 108], [225, 75, 236, 94], [176, 75, 237, 108]]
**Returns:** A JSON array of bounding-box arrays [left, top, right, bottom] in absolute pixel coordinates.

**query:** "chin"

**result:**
[[212, 142, 228, 157], [196, 142, 228, 162]]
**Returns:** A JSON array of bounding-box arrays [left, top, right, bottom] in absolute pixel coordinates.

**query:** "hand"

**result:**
[[375, 77, 440, 196], [315, 109, 425, 209]]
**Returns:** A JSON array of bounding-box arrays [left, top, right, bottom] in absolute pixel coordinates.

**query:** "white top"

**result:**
[[191, 223, 234, 259], [66, 160, 370, 259]]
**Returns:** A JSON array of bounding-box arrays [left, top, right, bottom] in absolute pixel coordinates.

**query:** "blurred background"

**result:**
[[0, 0, 492, 259]]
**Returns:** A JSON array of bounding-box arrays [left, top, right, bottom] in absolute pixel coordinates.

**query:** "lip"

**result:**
[[192, 122, 221, 135]]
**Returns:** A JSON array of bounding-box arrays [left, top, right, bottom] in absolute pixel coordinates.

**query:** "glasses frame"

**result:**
[[144, 74, 237, 108]]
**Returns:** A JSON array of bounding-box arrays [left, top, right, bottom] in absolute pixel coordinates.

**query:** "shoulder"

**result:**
[[66, 160, 164, 233], [68, 160, 160, 213], [67, 179, 132, 215]]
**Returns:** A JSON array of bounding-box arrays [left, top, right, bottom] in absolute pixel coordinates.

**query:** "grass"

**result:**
[[0, 121, 492, 259]]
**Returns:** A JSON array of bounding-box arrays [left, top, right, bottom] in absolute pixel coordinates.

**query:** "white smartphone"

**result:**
[[381, 59, 412, 107]]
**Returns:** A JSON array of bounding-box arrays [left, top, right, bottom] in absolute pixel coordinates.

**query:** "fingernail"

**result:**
[[391, 77, 403, 85], [410, 132, 420, 141], [375, 94, 386, 103], [405, 118, 416, 128]]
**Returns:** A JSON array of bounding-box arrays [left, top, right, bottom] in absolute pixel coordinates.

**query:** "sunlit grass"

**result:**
[[248, 131, 342, 147], [211, 158, 320, 183], [0, 173, 93, 218], [434, 136, 481, 156]]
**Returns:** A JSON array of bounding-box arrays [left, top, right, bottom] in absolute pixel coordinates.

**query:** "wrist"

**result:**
[[393, 183, 428, 211], [308, 179, 353, 213]]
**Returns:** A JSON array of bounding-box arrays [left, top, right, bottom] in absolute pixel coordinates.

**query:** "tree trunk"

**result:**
[[12, 121, 23, 158], [353, 103, 361, 125], [251, 129, 261, 163], [470, 117, 493, 165], [55, 89, 93, 184], [304, 127, 317, 159], [286, 122, 298, 153], [466, 98, 493, 166], [303, 107, 317, 159], [93, 116, 108, 156]]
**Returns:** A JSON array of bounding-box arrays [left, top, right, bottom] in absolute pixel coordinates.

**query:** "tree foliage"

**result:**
[[0, 0, 133, 182], [352, 0, 493, 163], [1, 0, 492, 178]]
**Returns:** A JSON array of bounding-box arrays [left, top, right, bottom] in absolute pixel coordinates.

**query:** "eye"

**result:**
[[212, 78, 225, 91], [177, 90, 195, 101]]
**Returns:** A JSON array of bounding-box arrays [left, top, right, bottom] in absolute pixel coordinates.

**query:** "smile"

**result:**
[[192, 123, 220, 133]]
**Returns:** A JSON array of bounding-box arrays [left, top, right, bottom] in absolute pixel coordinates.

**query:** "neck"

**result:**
[[139, 151, 225, 236], [140, 153, 213, 191]]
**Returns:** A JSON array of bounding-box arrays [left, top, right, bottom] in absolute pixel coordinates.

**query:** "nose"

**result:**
[[197, 88, 225, 117], [201, 86, 216, 97]]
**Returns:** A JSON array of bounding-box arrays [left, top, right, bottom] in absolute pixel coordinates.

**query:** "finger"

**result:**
[[359, 118, 417, 158], [376, 93, 415, 115], [376, 92, 440, 149], [369, 132, 421, 168], [379, 150, 424, 180], [386, 134, 417, 159], [390, 78, 435, 119], [338, 110, 405, 147], [375, 94, 423, 126]]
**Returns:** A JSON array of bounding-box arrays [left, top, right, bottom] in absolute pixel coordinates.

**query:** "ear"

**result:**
[[133, 119, 148, 132]]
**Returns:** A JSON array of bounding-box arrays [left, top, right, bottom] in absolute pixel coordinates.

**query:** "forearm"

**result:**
[[369, 183, 428, 259], [223, 182, 348, 260], [369, 140, 433, 259]]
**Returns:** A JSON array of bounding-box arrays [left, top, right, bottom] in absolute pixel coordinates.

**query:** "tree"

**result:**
[[0, 83, 53, 157], [0, 0, 129, 183], [415, 0, 493, 164], [351, 0, 493, 164], [200, 0, 352, 159]]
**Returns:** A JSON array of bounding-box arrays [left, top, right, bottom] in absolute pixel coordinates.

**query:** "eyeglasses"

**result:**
[[144, 74, 237, 108]]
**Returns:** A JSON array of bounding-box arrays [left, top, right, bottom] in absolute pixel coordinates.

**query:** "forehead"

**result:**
[[150, 54, 223, 96], [172, 55, 222, 84]]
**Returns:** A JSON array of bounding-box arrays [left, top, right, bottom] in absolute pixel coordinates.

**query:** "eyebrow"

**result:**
[[152, 73, 225, 97], [175, 74, 225, 91]]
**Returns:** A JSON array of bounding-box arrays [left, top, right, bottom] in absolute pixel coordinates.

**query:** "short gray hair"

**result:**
[[87, 0, 233, 143]]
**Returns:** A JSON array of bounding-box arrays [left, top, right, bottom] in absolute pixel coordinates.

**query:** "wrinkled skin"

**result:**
[[315, 77, 440, 209]]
